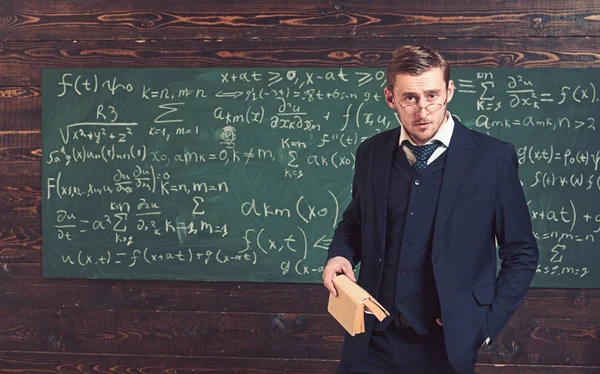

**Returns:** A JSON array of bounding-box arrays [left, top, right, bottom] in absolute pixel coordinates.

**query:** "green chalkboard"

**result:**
[[42, 68, 599, 288]]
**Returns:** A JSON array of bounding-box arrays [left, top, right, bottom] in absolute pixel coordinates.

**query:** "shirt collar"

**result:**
[[399, 111, 454, 148]]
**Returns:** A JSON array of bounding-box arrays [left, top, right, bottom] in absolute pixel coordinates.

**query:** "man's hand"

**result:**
[[322, 256, 356, 296], [436, 318, 443, 326]]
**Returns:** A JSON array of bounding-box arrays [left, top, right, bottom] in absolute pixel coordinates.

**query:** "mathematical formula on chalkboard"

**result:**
[[42, 68, 599, 288]]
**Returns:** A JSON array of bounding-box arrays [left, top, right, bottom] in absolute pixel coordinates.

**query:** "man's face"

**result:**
[[384, 67, 455, 145]]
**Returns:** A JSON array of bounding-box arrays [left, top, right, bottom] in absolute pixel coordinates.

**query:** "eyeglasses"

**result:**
[[389, 87, 448, 114], [399, 102, 444, 114]]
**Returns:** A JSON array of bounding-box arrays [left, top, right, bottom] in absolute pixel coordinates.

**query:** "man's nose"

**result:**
[[417, 104, 429, 118], [416, 98, 429, 118]]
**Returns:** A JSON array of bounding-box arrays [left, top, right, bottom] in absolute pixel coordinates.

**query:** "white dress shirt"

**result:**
[[399, 111, 454, 166]]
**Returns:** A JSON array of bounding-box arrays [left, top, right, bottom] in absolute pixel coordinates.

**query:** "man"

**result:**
[[322, 45, 539, 373]]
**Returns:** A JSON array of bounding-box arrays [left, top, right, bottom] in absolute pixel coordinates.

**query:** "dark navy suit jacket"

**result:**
[[327, 118, 539, 373]]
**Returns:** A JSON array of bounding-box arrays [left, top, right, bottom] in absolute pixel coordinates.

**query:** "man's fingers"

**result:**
[[324, 274, 337, 296], [323, 269, 339, 297], [436, 318, 443, 326], [343, 265, 356, 282], [322, 257, 355, 296]]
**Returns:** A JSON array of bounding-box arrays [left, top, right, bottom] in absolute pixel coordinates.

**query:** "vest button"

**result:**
[[404, 239, 412, 246], [401, 268, 407, 275], [378, 257, 382, 263], [409, 210, 415, 216], [414, 179, 421, 185]]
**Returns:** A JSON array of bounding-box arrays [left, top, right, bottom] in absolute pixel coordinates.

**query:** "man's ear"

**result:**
[[384, 86, 397, 109], [446, 79, 456, 104]]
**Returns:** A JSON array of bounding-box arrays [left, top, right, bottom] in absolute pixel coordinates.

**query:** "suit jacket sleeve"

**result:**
[[488, 143, 539, 341], [325, 142, 365, 268]]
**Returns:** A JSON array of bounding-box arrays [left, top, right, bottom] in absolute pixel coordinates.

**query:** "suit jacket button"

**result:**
[[378, 257, 382, 263]]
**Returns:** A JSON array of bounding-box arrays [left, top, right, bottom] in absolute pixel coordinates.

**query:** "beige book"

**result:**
[[327, 274, 390, 336]]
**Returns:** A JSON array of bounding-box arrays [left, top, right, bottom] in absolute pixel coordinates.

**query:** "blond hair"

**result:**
[[386, 44, 450, 88]]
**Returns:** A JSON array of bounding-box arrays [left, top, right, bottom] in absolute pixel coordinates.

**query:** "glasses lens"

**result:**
[[427, 103, 443, 113], [404, 105, 418, 114], [404, 103, 442, 114]]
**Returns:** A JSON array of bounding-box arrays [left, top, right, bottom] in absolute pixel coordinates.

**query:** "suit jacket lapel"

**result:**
[[432, 119, 476, 255], [373, 127, 400, 252]]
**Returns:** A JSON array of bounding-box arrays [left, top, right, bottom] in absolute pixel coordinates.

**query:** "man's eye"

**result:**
[[428, 93, 438, 99]]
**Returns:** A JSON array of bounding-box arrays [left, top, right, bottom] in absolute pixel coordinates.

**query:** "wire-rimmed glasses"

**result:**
[[399, 102, 445, 114]]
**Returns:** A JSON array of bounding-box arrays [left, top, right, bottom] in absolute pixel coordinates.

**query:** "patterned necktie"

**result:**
[[403, 140, 441, 173]]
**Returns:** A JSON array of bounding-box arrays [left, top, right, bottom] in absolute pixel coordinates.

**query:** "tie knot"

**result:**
[[402, 140, 441, 173], [403, 141, 440, 162]]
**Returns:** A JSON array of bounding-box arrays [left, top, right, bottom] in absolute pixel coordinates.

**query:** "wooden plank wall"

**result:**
[[1, 1, 599, 372]]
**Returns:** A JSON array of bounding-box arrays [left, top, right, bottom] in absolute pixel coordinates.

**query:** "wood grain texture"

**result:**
[[0, 87, 41, 131], [0, 308, 343, 359], [0, 161, 38, 178], [0, 352, 597, 374], [0, 131, 39, 199], [0, 132, 39, 163], [0, 222, 40, 262], [1, 38, 600, 86], [1, 263, 599, 317], [1, 0, 600, 41], [0, 173, 39, 219], [1, 0, 598, 371], [476, 365, 600, 374], [0, 307, 598, 365], [0, 263, 332, 311], [0, 352, 340, 374]]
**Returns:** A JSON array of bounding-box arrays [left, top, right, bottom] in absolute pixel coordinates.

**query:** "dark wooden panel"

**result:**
[[0, 308, 598, 365], [0, 132, 39, 198], [0, 352, 338, 373], [0, 352, 597, 374], [0, 308, 343, 359], [0, 175, 39, 219], [0, 88, 40, 131], [0, 161, 38, 178], [2, 263, 600, 317], [0, 222, 40, 263], [0, 172, 49, 219], [0, 87, 40, 131], [1, 38, 600, 86], [0, 132, 39, 163], [477, 319, 600, 366], [1, 0, 600, 41], [476, 366, 600, 374], [0, 169, 39, 263], [0, 264, 330, 312], [0, 352, 337, 374]]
